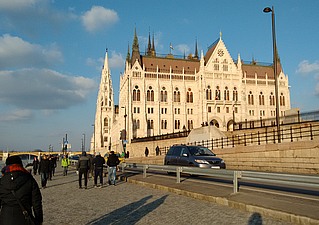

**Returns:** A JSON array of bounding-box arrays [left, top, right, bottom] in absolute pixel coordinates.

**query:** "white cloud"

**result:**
[[0, 68, 96, 110], [296, 60, 319, 74], [0, 34, 63, 69], [0, 0, 40, 11], [109, 51, 124, 68], [87, 51, 124, 71], [81, 6, 119, 33], [176, 44, 190, 55], [0, 109, 33, 122]]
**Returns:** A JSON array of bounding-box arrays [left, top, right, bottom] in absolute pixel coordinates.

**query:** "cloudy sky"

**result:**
[[0, 0, 318, 152]]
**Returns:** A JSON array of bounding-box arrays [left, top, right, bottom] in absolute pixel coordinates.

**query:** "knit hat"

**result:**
[[6, 156, 23, 165]]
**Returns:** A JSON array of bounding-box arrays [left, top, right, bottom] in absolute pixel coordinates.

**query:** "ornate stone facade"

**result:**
[[91, 30, 290, 156]]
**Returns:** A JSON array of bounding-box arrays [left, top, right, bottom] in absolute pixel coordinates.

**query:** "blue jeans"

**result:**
[[40, 172, 49, 187], [108, 166, 116, 185]]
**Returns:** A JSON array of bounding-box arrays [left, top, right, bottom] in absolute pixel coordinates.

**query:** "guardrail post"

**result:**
[[310, 124, 313, 140], [233, 171, 241, 193], [176, 167, 181, 183], [143, 165, 148, 178]]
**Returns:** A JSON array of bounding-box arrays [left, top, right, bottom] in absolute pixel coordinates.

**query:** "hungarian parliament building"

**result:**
[[90, 29, 291, 154]]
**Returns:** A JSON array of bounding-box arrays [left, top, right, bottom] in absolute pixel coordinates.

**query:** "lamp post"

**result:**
[[121, 106, 127, 141], [263, 6, 281, 143], [92, 124, 95, 155], [82, 133, 85, 153]]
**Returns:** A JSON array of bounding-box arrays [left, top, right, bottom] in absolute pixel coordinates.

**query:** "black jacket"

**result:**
[[0, 169, 43, 225], [92, 155, 105, 170], [107, 154, 120, 167], [38, 158, 50, 173], [77, 155, 90, 170]]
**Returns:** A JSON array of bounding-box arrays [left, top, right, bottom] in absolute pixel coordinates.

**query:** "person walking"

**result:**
[[32, 156, 39, 175], [155, 146, 160, 156], [145, 147, 149, 157], [61, 155, 70, 176], [0, 155, 43, 225], [92, 152, 105, 188], [76, 152, 90, 189], [106, 151, 120, 186], [38, 154, 50, 189]]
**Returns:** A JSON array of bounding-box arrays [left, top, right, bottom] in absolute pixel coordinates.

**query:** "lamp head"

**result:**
[[263, 7, 272, 13]]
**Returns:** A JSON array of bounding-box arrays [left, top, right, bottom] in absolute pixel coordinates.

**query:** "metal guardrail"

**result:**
[[122, 163, 319, 194]]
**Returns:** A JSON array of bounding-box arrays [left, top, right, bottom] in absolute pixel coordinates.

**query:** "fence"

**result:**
[[234, 110, 319, 130], [121, 163, 319, 194], [156, 123, 319, 155]]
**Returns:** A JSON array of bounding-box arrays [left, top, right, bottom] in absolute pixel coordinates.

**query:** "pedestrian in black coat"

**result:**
[[38, 155, 50, 188], [92, 152, 106, 187], [0, 156, 43, 225], [32, 156, 39, 175], [76, 152, 90, 189]]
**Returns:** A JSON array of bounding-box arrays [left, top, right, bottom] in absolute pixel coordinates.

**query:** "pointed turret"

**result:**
[[103, 48, 109, 70], [131, 28, 141, 65], [237, 53, 242, 70], [147, 31, 152, 56], [194, 39, 199, 59]]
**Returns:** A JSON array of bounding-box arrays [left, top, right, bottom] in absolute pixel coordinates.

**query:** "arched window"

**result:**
[[174, 87, 180, 102], [206, 86, 212, 100], [133, 85, 140, 101], [280, 93, 285, 106], [233, 87, 238, 101], [147, 86, 154, 101], [259, 92, 265, 105], [269, 92, 275, 106], [160, 87, 167, 102], [104, 117, 109, 128], [248, 91, 254, 105], [161, 120, 167, 129], [224, 86, 229, 100], [187, 120, 193, 130], [133, 119, 140, 129], [215, 86, 220, 100], [147, 120, 154, 129], [186, 88, 193, 103]]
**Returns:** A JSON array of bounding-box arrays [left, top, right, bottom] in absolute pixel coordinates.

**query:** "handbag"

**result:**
[[11, 190, 36, 225]]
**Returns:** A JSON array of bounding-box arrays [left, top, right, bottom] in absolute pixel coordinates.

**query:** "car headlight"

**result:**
[[221, 160, 225, 164], [195, 159, 209, 164]]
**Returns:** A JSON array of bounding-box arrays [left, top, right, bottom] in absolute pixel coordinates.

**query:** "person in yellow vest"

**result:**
[[61, 155, 70, 176]]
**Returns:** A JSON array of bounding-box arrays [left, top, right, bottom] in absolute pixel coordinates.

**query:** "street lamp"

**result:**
[[92, 124, 95, 155], [263, 6, 281, 143], [121, 106, 127, 141]]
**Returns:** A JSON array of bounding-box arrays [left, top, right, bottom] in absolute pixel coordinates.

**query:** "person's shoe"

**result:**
[[85, 186, 87, 189], [79, 186, 82, 189], [94, 185, 97, 188], [108, 180, 111, 185], [99, 184, 103, 188]]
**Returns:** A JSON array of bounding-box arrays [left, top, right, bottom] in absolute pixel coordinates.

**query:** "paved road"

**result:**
[[37, 164, 293, 225]]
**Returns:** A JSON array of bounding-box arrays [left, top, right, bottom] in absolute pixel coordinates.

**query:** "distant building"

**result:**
[[91, 29, 290, 155]]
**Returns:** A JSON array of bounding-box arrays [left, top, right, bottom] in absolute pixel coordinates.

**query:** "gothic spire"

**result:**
[[151, 32, 156, 56], [147, 30, 152, 55], [131, 27, 141, 65], [194, 38, 199, 59]]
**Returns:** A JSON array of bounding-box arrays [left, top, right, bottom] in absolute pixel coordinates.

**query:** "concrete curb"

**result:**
[[126, 178, 319, 225]]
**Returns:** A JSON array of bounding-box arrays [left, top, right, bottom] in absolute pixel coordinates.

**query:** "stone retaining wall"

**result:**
[[126, 137, 319, 175]]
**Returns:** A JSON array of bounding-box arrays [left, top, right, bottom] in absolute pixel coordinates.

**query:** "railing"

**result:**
[[122, 163, 319, 194], [185, 123, 319, 150], [234, 110, 319, 130]]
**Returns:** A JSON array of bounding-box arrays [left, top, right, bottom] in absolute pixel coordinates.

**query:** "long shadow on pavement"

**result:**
[[87, 195, 168, 225]]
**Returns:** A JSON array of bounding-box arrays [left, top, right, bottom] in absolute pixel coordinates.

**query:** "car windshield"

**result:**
[[189, 146, 215, 156]]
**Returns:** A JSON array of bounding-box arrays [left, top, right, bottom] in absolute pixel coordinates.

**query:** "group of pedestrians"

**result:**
[[76, 151, 120, 189], [37, 154, 58, 189]]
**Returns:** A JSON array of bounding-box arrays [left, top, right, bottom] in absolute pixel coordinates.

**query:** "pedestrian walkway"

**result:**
[[38, 164, 296, 225], [124, 172, 319, 225]]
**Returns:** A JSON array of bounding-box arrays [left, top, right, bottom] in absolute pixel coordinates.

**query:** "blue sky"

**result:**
[[0, 0, 318, 152]]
